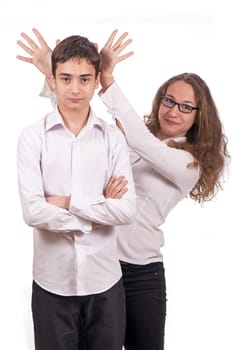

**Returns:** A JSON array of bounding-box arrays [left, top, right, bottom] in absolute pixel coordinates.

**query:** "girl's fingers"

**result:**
[[32, 28, 49, 47], [17, 40, 33, 55], [20, 32, 38, 49], [104, 29, 118, 48], [111, 32, 129, 50], [16, 55, 32, 63]]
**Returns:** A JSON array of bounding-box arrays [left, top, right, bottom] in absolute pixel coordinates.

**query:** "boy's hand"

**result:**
[[45, 195, 70, 210], [105, 176, 128, 199], [93, 175, 128, 230]]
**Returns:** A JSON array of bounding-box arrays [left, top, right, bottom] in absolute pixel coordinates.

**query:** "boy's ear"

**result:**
[[48, 74, 56, 90], [95, 72, 101, 89], [94, 42, 99, 51]]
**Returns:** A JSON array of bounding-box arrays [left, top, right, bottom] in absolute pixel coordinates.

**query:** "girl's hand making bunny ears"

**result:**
[[16, 28, 54, 80], [100, 30, 134, 90]]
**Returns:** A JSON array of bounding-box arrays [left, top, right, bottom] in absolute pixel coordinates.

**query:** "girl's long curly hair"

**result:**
[[145, 73, 230, 203]]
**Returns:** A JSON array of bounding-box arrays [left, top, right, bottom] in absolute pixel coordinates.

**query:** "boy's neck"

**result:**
[[58, 104, 90, 136]]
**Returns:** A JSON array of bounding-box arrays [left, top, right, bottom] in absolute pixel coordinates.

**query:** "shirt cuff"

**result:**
[[100, 82, 132, 117], [39, 79, 57, 106], [69, 193, 106, 224]]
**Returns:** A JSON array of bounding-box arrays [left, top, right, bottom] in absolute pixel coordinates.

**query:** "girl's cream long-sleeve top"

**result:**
[[100, 82, 200, 264]]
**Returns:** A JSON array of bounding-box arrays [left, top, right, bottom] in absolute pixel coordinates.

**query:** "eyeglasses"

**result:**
[[160, 96, 199, 114]]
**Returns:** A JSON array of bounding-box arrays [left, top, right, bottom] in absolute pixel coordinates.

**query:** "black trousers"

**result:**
[[121, 262, 167, 350], [31, 279, 125, 350]]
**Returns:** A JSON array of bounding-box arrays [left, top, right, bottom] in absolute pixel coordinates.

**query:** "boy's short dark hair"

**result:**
[[51, 35, 100, 77]]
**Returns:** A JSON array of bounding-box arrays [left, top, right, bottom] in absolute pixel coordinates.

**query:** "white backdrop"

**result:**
[[1, 0, 237, 349]]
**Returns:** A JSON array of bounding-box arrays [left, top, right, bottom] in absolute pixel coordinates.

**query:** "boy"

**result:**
[[17, 34, 136, 350]]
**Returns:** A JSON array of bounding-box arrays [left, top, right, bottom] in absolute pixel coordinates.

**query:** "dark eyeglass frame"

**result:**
[[160, 96, 199, 114]]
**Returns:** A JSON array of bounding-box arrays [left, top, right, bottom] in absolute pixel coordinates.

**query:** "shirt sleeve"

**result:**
[[69, 128, 136, 226], [100, 82, 200, 194], [39, 79, 57, 106], [17, 126, 92, 234]]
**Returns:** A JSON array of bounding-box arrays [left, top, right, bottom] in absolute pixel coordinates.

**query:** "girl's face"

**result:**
[[157, 80, 198, 140]]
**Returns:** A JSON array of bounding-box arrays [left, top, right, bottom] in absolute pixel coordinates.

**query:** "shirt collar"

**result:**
[[45, 107, 64, 131], [45, 106, 105, 132], [163, 136, 186, 144]]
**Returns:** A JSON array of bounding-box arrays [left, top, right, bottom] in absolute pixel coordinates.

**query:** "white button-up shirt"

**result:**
[[100, 83, 200, 265], [17, 106, 136, 296]]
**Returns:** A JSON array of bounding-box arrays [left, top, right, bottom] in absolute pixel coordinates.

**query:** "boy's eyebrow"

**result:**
[[59, 73, 94, 77], [79, 73, 94, 78]]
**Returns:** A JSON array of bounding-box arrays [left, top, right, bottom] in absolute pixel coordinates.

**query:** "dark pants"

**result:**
[[121, 262, 167, 350], [32, 279, 125, 350]]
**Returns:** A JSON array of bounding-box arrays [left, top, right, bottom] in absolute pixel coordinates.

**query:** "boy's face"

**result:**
[[50, 58, 100, 114]]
